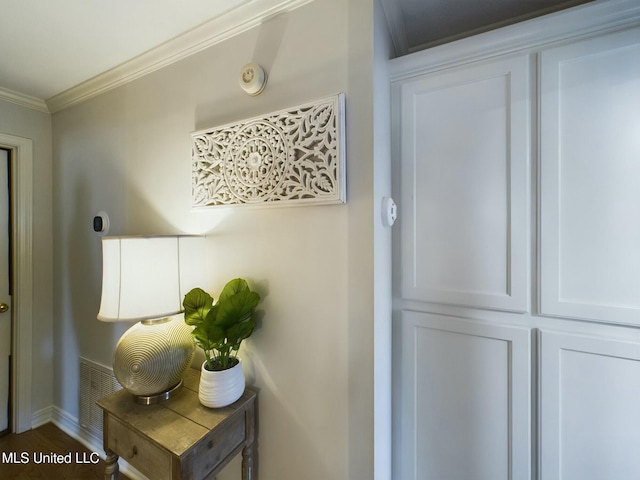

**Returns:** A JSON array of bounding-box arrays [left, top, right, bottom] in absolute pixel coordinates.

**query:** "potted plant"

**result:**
[[183, 277, 261, 408]]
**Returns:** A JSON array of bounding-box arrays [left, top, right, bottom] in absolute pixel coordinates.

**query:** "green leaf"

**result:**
[[227, 319, 256, 345], [216, 290, 260, 329], [192, 323, 224, 348], [218, 278, 249, 303], [183, 288, 213, 326]]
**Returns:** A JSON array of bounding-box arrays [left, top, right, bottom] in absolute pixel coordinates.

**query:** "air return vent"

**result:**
[[79, 357, 121, 438]]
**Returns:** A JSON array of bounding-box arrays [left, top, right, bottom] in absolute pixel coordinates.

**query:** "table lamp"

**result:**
[[97, 235, 206, 404]]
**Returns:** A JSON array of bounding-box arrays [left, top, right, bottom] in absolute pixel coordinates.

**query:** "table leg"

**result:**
[[242, 442, 255, 480], [104, 450, 119, 480], [242, 396, 257, 479]]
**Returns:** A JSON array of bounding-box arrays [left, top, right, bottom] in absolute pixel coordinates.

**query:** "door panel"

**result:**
[[0, 149, 10, 433], [539, 27, 640, 325], [540, 330, 640, 479], [398, 55, 530, 312], [393, 311, 531, 480]]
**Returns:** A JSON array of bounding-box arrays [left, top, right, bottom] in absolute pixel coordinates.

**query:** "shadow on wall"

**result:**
[[59, 162, 198, 410], [194, 13, 289, 130]]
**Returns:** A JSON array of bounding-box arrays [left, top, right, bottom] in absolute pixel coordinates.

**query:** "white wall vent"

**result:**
[[79, 357, 121, 438]]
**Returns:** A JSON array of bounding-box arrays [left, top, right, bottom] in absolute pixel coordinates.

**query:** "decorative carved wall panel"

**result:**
[[192, 93, 345, 208]]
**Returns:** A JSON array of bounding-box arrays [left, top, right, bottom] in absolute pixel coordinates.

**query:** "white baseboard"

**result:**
[[30, 405, 147, 480], [30, 405, 53, 429]]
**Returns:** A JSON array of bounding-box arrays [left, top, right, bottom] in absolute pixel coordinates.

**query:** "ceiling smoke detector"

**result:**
[[239, 63, 267, 96]]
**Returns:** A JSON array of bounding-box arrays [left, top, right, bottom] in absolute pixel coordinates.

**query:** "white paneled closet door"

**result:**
[[391, 5, 640, 479], [540, 330, 640, 480], [398, 54, 530, 312], [392, 53, 532, 480], [393, 312, 532, 480], [539, 27, 640, 326]]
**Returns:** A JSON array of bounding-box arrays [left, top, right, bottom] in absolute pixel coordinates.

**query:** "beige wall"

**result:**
[[52, 0, 376, 478], [0, 99, 54, 418]]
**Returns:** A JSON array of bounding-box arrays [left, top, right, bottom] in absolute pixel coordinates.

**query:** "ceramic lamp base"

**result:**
[[113, 314, 195, 402]]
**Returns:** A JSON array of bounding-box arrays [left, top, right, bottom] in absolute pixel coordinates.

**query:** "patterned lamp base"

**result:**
[[113, 314, 195, 405]]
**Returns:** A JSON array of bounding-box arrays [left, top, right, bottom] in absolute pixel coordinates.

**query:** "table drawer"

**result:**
[[107, 416, 172, 480], [188, 412, 246, 479]]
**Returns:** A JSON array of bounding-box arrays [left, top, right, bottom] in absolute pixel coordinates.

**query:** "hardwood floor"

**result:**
[[0, 423, 130, 479]]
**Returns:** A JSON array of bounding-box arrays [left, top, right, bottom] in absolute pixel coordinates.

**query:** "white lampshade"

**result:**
[[98, 235, 206, 322], [97, 235, 207, 404]]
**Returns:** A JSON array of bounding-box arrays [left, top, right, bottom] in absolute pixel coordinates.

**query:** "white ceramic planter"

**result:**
[[199, 359, 245, 408]]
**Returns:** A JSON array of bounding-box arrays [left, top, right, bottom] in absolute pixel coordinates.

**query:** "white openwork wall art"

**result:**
[[192, 93, 346, 208]]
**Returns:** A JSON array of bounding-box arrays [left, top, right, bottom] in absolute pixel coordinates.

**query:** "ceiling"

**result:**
[[0, 0, 593, 112], [0, 0, 249, 99], [383, 0, 593, 56], [0, 0, 309, 111]]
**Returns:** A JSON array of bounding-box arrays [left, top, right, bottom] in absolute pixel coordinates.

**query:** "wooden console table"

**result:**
[[97, 367, 256, 480]]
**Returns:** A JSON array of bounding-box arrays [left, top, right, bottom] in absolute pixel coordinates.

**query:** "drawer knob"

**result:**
[[127, 445, 138, 459]]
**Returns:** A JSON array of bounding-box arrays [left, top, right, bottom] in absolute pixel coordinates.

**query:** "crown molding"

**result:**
[[380, 0, 408, 57], [46, 0, 313, 113], [0, 86, 49, 113], [389, 0, 640, 81]]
